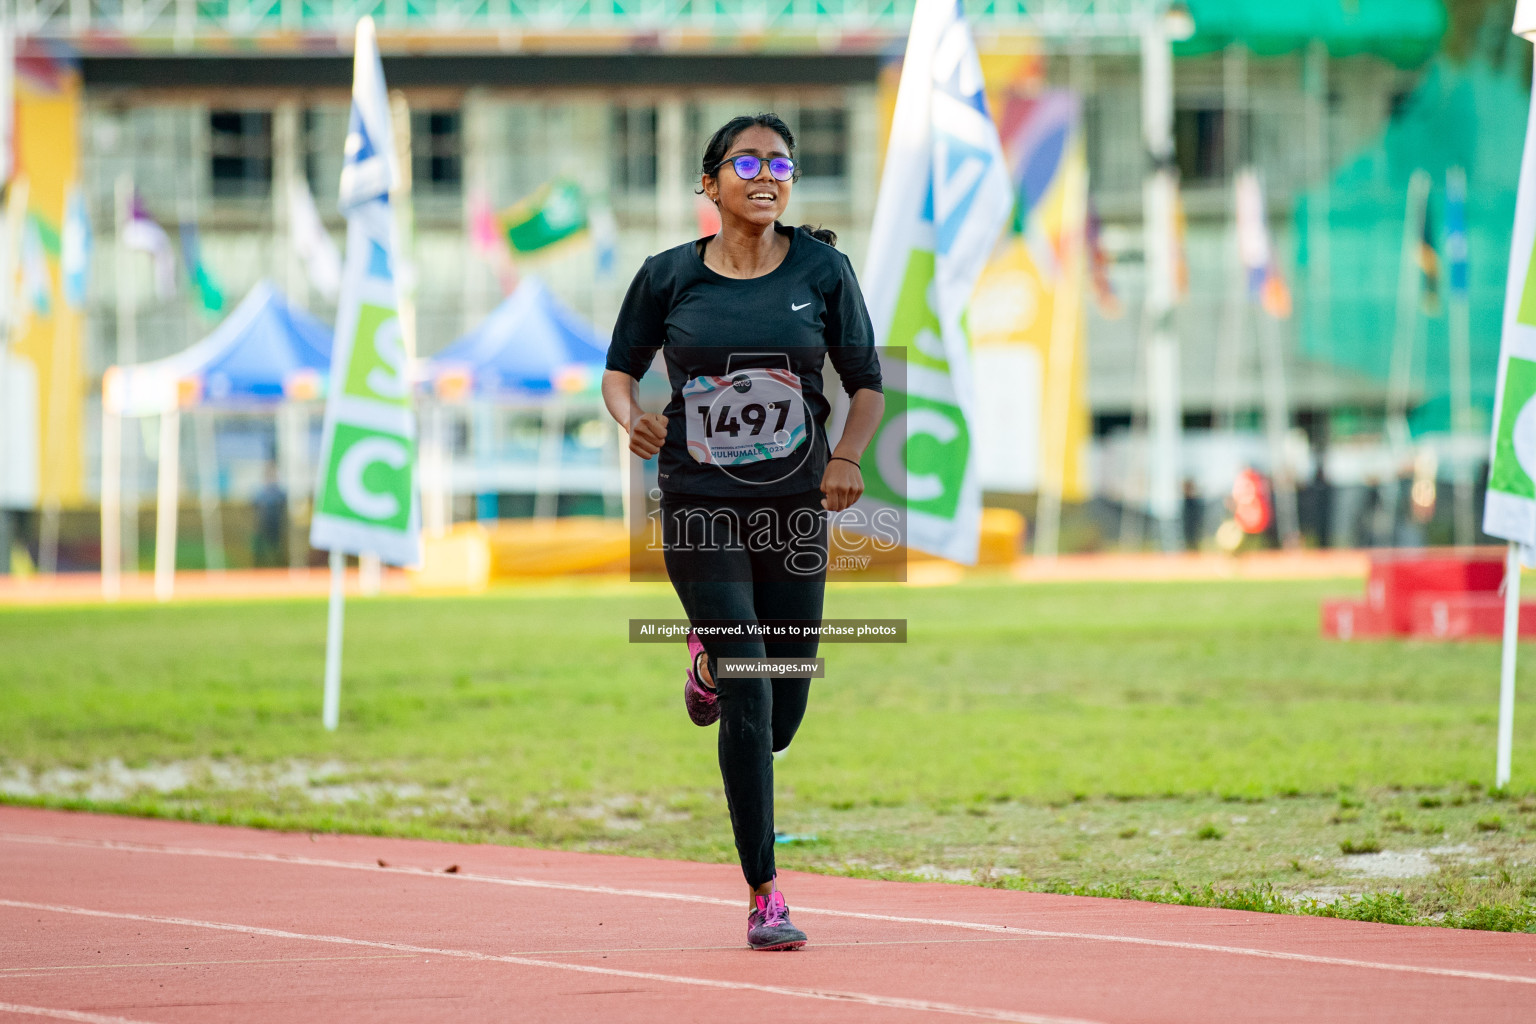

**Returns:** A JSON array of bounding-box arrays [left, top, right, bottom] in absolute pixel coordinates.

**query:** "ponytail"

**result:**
[[799, 224, 838, 248]]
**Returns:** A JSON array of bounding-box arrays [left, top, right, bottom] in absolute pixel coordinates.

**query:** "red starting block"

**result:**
[[1407, 592, 1536, 639], [1365, 553, 1505, 633], [1321, 599, 1391, 640], [1323, 549, 1535, 641]]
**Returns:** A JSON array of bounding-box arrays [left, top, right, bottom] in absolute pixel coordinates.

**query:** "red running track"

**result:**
[[1, 806, 1533, 1023]]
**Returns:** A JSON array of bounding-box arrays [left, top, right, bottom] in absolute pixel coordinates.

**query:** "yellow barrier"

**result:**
[[409, 523, 494, 593], [410, 507, 1025, 592], [486, 517, 632, 577]]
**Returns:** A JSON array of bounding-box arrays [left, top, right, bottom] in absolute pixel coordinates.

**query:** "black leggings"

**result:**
[[661, 490, 827, 888]]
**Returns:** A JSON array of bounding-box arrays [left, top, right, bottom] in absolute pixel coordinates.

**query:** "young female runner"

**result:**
[[602, 113, 884, 950]]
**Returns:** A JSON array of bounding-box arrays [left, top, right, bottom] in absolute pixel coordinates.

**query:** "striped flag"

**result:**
[[590, 203, 619, 279], [1420, 197, 1443, 316], [179, 222, 225, 317], [0, 29, 12, 189], [1172, 182, 1190, 302], [469, 188, 518, 294], [1447, 168, 1469, 300], [500, 178, 587, 253], [21, 212, 50, 317], [122, 192, 176, 299], [1085, 198, 1121, 318], [1235, 169, 1291, 320], [61, 187, 90, 310], [290, 179, 343, 301]]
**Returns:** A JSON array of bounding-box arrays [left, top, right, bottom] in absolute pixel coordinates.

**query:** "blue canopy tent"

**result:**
[[419, 277, 611, 523], [101, 281, 333, 597], [184, 280, 331, 404], [107, 280, 331, 413], [425, 276, 606, 398]]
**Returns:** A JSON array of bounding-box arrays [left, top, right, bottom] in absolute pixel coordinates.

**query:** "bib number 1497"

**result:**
[[695, 400, 791, 439], [681, 367, 808, 466]]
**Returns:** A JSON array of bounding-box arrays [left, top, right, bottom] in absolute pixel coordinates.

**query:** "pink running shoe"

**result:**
[[747, 890, 807, 951], [684, 630, 720, 726]]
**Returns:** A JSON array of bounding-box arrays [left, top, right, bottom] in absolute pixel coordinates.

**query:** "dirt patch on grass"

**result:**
[[5, 763, 1532, 931]]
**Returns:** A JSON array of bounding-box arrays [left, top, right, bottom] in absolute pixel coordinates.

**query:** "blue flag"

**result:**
[[1447, 167, 1469, 299], [21, 214, 51, 317], [179, 222, 225, 317], [61, 187, 91, 310]]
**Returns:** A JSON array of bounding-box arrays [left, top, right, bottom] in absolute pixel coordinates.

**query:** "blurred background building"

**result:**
[[3, 0, 1528, 567]]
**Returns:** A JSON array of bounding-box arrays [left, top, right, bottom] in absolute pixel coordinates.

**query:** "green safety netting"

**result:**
[[1177, 0, 1447, 68], [1292, 56, 1529, 435]]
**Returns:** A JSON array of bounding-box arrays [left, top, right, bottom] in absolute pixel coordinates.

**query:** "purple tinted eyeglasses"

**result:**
[[712, 154, 796, 182]]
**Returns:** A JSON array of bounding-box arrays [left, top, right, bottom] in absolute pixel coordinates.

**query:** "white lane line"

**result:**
[[510, 936, 1044, 956], [0, 939, 1025, 971], [0, 899, 1100, 1024], [0, 954, 416, 974], [0, 1003, 162, 1024], [4, 832, 1534, 986]]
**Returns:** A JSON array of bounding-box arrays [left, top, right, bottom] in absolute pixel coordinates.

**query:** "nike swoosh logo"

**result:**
[[792, 302, 811, 311]]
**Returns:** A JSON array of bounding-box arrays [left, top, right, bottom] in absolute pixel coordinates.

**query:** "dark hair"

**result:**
[[697, 112, 838, 249]]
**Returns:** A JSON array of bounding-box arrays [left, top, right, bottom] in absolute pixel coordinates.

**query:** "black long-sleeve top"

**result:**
[[606, 223, 883, 498]]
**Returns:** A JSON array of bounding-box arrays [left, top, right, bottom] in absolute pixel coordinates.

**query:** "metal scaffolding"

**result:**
[[14, 0, 1162, 43]]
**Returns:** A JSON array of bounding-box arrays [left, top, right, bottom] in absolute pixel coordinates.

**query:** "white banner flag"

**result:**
[[290, 179, 343, 301], [1484, 59, 1536, 547], [0, 28, 13, 189], [123, 194, 177, 300], [859, 0, 1013, 564], [309, 17, 420, 567]]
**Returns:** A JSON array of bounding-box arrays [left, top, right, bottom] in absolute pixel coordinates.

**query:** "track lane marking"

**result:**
[[521, 935, 1047, 955], [0, 1004, 163, 1024], [0, 938, 1030, 973], [4, 832, 1534, 987], [0, 900, 1102, 1024], [0, 954, 416, 974]]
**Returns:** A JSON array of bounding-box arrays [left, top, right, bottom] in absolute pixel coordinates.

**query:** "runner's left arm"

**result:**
[[820, 254, 885, 511], [819, 387, 884, 511]]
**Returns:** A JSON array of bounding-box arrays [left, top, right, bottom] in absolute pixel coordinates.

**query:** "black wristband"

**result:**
[[828, 456, 862, 471]]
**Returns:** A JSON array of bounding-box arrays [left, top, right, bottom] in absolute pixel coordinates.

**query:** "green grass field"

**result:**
[[3, 576, 1535, 931]]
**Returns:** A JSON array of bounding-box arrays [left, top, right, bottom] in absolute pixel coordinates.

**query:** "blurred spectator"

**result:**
[[1359, 476, 1386, 548], [1262, 471, 1283, 550], [1182, 479, 1203, 551], [1394, 464, 1424, 547], [1301, 463, 1333, 548], [252, 463, 286, 568]]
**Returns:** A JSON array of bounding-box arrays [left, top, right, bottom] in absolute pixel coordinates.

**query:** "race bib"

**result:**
[[682, 368, 808, 466]]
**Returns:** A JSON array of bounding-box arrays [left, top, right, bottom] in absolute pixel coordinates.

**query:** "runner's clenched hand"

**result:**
[[819, 458, 863, 512], [628, 412, 670, 459]]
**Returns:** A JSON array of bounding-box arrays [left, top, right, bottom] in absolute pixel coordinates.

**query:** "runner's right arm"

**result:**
[[602, 369, 668, 459], [604, 256, 670, 459]]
